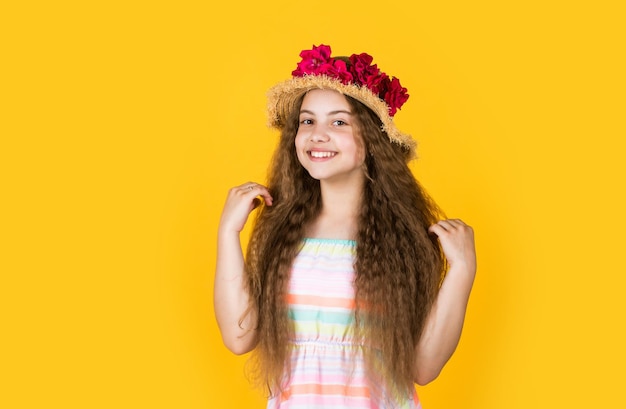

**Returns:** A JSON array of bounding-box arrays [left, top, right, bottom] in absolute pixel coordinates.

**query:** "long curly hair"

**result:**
[[243, 92, 445, 399]]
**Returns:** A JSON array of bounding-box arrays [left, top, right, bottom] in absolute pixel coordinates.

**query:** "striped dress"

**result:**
[[267, 238, 421, 409]]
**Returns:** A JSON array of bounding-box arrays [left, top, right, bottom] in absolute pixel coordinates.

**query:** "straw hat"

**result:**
[[267, 44, 417, 158]]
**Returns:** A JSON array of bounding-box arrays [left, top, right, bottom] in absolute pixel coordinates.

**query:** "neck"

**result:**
[[306, 178, 364, 240], [320, 179, 363, 218]]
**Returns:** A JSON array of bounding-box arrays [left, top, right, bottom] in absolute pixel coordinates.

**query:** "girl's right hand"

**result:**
[[219, 182, 273, 233]]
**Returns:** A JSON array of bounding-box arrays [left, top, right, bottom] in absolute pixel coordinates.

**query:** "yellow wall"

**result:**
[[2, 1, 625, 407]]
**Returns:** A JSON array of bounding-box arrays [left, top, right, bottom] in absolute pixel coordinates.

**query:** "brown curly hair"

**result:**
[[243, 93, 446, 399]]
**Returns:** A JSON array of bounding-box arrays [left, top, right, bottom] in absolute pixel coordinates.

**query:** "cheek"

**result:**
[[294, 134, 307, 163], [339, 140, 365, 165], [356, 148, 366, 165], [351, 135, 366, 164]]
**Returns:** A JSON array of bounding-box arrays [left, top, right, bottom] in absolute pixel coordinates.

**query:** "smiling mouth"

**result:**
[[309, 151, 337, 158]]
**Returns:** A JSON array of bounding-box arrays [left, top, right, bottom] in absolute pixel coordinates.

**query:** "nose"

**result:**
[[310, 123, 330, 143]]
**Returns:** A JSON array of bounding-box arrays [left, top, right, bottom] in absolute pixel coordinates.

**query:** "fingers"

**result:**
[[220, 182, 274, 233], [428, 219, 469, 234], [234, 182, 273, 207], [238, 182, 258, 192], [429, 218, 476, 271]]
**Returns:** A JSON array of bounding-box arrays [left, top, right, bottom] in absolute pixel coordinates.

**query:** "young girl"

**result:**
[[215, 44, 476, 408]]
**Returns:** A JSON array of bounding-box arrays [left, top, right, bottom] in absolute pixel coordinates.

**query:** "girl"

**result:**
[[215, 44, 476, 408]]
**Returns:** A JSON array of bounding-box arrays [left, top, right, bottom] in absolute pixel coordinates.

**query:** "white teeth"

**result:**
[[310, 151, 336, 158]]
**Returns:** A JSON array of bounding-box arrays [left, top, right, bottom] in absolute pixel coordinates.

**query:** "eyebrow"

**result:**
[[299, 109, 353, 116]]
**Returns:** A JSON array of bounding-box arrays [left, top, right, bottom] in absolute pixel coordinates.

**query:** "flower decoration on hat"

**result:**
[[292, 44, 409, 116]]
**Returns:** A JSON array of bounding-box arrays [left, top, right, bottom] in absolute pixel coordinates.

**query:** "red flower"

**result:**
[[292, 44, 332, 76], [349, 53, 379, 84], [381, 77, 409, 116], [318, 59, 353, 84], [364, 72, 389, 96]]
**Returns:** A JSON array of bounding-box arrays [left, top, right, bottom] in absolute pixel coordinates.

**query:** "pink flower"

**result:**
[[292, 44, 333, 76], [381, 77, 409, 116]]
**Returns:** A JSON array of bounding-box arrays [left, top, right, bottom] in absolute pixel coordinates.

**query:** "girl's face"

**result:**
[[295, 89, 366, 185]]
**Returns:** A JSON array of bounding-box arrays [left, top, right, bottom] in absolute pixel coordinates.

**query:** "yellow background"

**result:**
[[2, 1, 625, 407]]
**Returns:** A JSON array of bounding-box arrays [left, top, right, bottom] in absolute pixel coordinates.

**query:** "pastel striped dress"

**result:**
[[267, 238, 421, 409]]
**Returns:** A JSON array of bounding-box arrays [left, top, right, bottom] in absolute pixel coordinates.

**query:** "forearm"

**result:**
[[413, 263, 475, 385], [214, 228, 258, 354]]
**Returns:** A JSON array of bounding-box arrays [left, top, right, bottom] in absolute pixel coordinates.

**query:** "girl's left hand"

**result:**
[[428, 219, 476, 272]]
